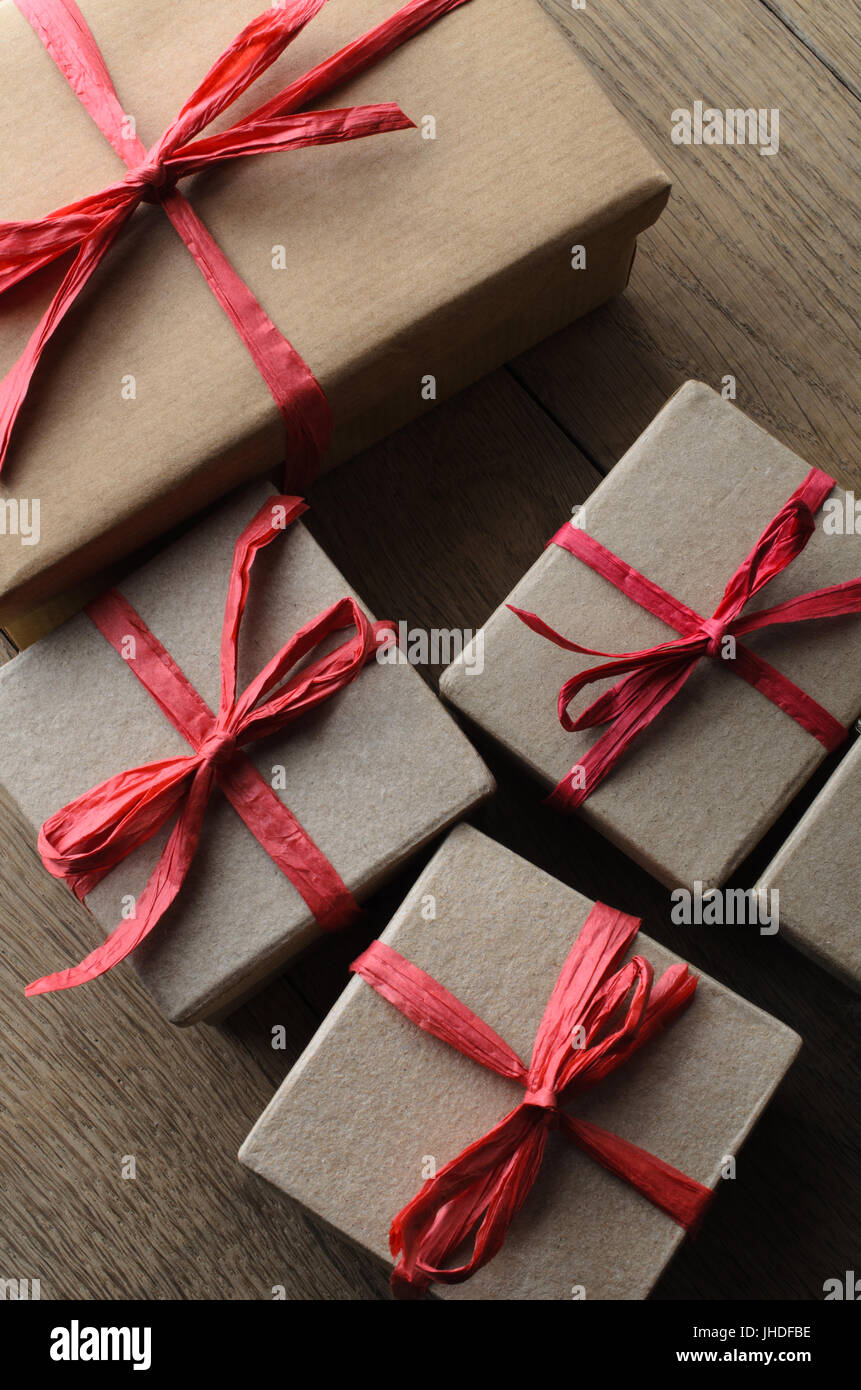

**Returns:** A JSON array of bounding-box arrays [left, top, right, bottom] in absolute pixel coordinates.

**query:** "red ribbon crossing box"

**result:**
[[0, 482, 493, 1023], [0, 0, 670, 632], [441, 382, 861, 900], [240, 826, 801, 1299]]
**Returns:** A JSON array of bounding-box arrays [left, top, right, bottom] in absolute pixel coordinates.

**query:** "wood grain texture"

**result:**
[[510, 0, 861, 486], [760, 0, 861, 100], [0, 779, 389, 1301], [1, 0, 859, 1302]]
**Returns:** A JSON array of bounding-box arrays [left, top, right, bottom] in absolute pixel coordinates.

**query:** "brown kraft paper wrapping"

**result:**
[[240, 824, 801, 1300], [0, 0, 670, 624], [755, 735, 861, 993], [0, 481, 494, 1024], [440, 382, 861, 894]]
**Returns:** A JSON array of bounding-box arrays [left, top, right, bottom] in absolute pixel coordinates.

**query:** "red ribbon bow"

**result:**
[[352, 903, 713, 1297], [1, 0, 469, 489], [27, 493, 392, 997], [509, 467, 861, 811]]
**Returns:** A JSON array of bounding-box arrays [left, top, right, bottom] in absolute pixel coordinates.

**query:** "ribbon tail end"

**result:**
[[25, 965, 95, 997]]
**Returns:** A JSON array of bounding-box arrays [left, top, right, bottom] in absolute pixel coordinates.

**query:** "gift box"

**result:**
[[0, 480, 494, 1024], [754, 736, 861, 992], [440, 381, 861, 893], [239, 824, 800, 1300], [0, 0, 670, 627]]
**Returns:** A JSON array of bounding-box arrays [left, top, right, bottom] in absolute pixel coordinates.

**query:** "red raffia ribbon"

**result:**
[[1, 0, 470, 491], [352, 903, 713, 1297], [26, 493, 393, 996], [509, 467, 861, 812]]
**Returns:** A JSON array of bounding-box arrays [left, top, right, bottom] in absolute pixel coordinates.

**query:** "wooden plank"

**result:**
[[0, 777, 394, 1298], [759, 0, 861, 100], [509, 0, 861, 486], [306, 370, 602, 681]]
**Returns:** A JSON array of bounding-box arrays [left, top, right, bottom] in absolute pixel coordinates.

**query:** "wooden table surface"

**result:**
[[1, 0, 859, 1301]]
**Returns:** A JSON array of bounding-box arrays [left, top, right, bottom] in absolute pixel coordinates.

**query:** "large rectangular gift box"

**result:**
[[755, 736, 861, 993], [441, 382, 861, 894], [240, 825, 800, 1300], [0, 481, 493, 1024], [0, 0, 670, 625]]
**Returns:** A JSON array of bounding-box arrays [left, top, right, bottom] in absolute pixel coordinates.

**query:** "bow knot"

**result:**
[[522, 1086, 558, 1123], [123, 153, 172, 204], [197, 726, 238, 769], [699, 615, 731, 659]]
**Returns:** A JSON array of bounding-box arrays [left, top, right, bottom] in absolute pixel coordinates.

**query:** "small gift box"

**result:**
[[0, 481, 493, 1024], [240, 824, 800, 1299], [755, 736, 861, 992], [441, 381, 861, 893], [0, 0, 670, 626]]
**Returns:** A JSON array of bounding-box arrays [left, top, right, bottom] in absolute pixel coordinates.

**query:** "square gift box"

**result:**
[[755, 735, 861, 993], [239, 824, 800, 1300], [440, 381, 861, 894], [0, 0, 670, 625], [0, 480, 494, 1024]]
